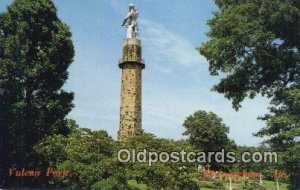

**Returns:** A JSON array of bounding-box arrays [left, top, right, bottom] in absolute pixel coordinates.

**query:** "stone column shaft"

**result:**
[[118, 38, 145, 141]]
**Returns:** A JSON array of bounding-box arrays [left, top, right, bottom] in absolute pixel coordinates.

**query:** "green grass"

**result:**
[[262, 180, 288, 190], [127, 179, 288, 190], [128, 180, 148, 190], [198, 179, 289, 190]]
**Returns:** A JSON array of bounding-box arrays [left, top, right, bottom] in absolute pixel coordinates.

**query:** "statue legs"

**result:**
[[127, 25, 138, 38], [127, 26, 133, 38]]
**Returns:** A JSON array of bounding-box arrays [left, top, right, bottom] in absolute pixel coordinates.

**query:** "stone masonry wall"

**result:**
[[118, 38, 144, 141]]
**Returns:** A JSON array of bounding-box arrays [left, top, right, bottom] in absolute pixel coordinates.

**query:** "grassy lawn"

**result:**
[[198, 179, 289, 190], [128, 179, 289, 190], [262, 180, 288, 190], [128, 180, 148, 190]]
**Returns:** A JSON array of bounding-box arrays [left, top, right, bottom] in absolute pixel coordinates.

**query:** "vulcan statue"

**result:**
[[121, 4, 139, 38]]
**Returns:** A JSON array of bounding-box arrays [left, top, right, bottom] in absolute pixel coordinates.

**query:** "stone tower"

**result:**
[[118, 4, 144, 141], [118, 38, 145, 141]]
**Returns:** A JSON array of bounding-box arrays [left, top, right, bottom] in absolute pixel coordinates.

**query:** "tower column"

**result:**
[[118, 38, 145, 141]]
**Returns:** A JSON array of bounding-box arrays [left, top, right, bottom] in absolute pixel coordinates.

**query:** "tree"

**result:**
[[231, 145, 282, 181], [255, 87, 300, 189], [183, 110, 234, 152], [198, 0, 300, 188], [35, 128, 132, 190], [122, 133, 201, 189], [256, 87, 300, 151], [183, 110, 236, 170], [0, 0, 74, 187], [199, 0, 300, 110]]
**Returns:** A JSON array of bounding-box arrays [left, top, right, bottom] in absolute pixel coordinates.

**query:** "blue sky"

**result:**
[[0, 0, 270, 146]]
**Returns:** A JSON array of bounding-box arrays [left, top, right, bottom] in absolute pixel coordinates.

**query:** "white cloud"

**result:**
[[140, 19, 206, 71]]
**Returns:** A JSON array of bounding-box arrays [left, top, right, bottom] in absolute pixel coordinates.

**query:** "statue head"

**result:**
[[129, 3, 135, 11]]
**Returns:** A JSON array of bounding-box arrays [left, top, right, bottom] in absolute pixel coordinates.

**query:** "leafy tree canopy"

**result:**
[[183, 110, 236, 152], [0, 0, 74, 187], [35, 126, 130, 190], [183, 110, 236, 170], [199, 0, 300, 110], [199, 0, 300, 188], [256, 86, 300, 189]]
